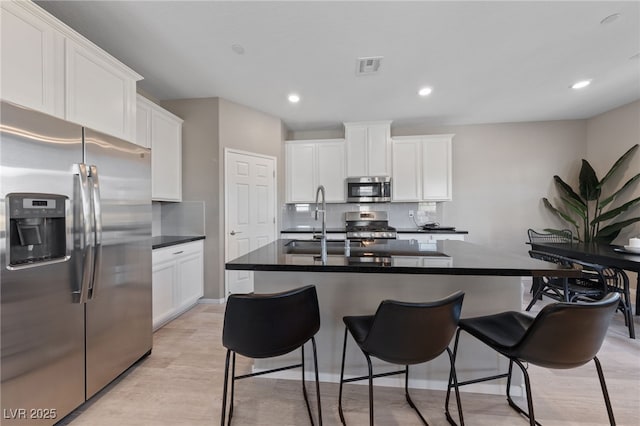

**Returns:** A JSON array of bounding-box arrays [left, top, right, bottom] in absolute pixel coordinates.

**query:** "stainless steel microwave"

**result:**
[[346, 176, 392, 203]]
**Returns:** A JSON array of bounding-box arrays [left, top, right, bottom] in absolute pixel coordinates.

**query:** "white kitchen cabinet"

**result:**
[[142, 95, 183, 201], [392, 134, 454, 201], [397, 233, 465, 242], [152, 240, 204, 330], [281, 233, 347, 240], [135, 96, 152, 149], [0, 1, 62, 116], [285, 139, 346, 203], [65, 38, 139, 141], [344, 121, 392, 177], [0, 1, 141, 141]]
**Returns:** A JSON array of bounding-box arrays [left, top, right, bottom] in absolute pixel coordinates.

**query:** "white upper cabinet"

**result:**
[[345, 121, 391, 177], [65, 38, 139, 141], [392, 134, 454, 201], [135, 96, 153, 149], [285, 139, 346, 203], [1, 1, 141, 141], [1, 1, 62, 116], [140, 95, 183, 202]]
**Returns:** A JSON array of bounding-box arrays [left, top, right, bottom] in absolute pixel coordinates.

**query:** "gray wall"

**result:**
[[163, 96, 638, 299], [162, 97, 284, 299], [161, 98, 221, 299], [586, 100, 640, 242]]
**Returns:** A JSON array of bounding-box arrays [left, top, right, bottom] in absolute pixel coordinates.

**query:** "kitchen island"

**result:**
[[226, 239, 577, 394]]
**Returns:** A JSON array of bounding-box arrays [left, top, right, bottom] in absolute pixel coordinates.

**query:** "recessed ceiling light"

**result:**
[[231, 44, 245, 55], [418, 87, 433, 97], [600, 13, 620, 25], [570, 80, 592, 89], [288, 94, 300, 103]]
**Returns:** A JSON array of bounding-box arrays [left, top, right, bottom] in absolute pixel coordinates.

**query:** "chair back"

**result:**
[[527, 228, 572, 243], [514, 292, 620, 369], [222, 285, 320, 358], [361, 291, 464, 365]]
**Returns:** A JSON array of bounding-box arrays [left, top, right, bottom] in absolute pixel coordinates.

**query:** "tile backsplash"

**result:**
[[281, 202, 443, 229], [153, 201, 205, 236]]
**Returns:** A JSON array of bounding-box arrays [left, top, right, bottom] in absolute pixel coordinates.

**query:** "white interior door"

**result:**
[[225, 149, 277, 295]]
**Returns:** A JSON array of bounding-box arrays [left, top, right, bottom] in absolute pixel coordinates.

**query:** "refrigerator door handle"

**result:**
[[88, 165, 102, 300], [73, 163, 94, 303]]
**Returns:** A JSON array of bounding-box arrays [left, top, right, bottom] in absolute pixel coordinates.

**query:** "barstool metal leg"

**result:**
[[506, 359, 538, 426], [311, 336, 323, 425], [364, 353, 374, 426], [338, 328, 348, 425], [228, 351, 237, 425], [301, 344, 316, 425], [403, 365, 429, 424], [221, 349, 231, 426], [594, 356, 616, 425], [445, 328, 463, 418], [444, 347, 464, 426]]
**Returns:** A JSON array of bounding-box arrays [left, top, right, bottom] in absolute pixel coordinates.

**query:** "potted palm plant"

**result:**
[[543, 144, 640, 243]]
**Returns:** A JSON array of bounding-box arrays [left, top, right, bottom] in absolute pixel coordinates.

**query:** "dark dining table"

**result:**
[[529, 242, 640, 316]]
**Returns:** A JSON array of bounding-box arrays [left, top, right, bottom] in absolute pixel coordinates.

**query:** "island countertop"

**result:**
[[226, 239, 578, 277]]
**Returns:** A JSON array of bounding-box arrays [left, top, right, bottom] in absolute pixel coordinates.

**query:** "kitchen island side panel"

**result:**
[[252, 271, 523, 395]]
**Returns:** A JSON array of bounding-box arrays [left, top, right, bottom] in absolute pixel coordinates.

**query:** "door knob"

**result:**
[[230, 230, 242, 236]]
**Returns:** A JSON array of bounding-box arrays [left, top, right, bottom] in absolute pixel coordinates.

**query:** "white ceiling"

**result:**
[[37, 1, 640, 132]]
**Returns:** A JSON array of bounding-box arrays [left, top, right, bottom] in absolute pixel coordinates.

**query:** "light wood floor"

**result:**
[[61, 294, 639, 426]]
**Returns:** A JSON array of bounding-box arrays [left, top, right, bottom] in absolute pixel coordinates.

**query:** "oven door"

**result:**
[[346, 177, 391, 202]]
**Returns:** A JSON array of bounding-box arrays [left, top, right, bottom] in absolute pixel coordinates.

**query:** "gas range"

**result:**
[[345, 211, 397, 240]]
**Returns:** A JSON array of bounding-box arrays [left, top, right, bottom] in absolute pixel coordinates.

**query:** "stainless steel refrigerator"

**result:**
[[0, 101, 152, 425]]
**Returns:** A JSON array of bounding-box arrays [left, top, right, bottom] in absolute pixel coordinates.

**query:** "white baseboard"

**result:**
[[198, 298, 226, 304], [250, 367, 524, 397]]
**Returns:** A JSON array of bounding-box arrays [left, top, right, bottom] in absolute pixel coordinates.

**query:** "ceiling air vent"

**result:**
[[356, 56, 383, 75]]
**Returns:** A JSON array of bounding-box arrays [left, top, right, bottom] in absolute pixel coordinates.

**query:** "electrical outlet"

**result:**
[[408, 210, 414, 218]]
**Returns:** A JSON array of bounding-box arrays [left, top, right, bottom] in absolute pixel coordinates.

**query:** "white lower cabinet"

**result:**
[[280, 233, 346, 240], [152, 240, 204, 330], [397, 233, 465, 242]]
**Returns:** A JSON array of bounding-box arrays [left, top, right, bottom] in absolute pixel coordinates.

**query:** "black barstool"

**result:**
[[221, 285, 322, 425], [338, 291, 465, 426], [446, 293, 620, 426]]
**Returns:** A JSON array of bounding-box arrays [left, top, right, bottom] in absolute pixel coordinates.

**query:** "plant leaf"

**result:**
[[559, 196, 587, 219], [592, 196, 640, 224], [599, 144, 639, 187], [579, 159, 600, 201], [599, 173, 640, 209], [543, 198, 580, 229], [595, 217, 640, 243], [553, 176, 585, 208]]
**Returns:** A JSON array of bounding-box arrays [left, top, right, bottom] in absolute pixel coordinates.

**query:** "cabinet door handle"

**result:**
[[230, 230, 242, 236], [173, 250, 184, 255]]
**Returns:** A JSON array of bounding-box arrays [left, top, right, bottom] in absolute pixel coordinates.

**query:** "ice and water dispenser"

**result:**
[[7, 193, 67, 267]]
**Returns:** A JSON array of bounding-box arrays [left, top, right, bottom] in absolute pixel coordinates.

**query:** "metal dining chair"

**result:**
[[526, 250, 607, 309], [338, 291, 465, 426], [221, 285, 322, 425], [445, 293, 620, 426], [526, 228, 573, 297]]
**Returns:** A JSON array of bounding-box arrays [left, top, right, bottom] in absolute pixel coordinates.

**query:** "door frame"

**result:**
[[223, 148, 278, 297]]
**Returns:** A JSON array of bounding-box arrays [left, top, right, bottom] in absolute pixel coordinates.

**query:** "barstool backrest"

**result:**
[[514, 292, 620, 369], [362, 291, 464, 365], [222, 285, 320, 359]]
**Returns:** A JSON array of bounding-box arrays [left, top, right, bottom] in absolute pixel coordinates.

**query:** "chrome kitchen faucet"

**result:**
[[314, 185, 327, 263]]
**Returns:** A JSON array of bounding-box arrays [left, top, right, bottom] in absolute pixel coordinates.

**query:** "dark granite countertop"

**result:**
[[152, 235, 205, 249], [226, 239, 578, 277]]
